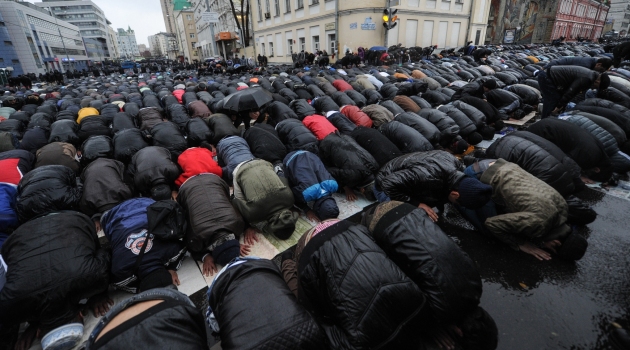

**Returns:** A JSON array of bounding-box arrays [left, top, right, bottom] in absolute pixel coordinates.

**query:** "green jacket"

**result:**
[[480, 159, 571, 250], [232, 159, 294, 224]]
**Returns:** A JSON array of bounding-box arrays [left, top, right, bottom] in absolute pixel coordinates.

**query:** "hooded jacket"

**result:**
[[368, 203, 482, 323], [418, 109, 460, 141], [376, 151, 465, 207], [564, 114, 618, 156], [80, 158, 133, 218], [319, 133, 379, 187], [264, 101, 298, 126], [16, 165, 82, 223], [101, 198, 186, 292], [177, 174, 245, 252], [480, 159, 571, 249], [242, 123, 287, 164], [297, 220, 425, 349], [486, 131, 581, 197], [175, 147, 222, 187], [361, 104, 394, 127], [128, 146, 180, 195], [450, 100, 487, 128], [276, 118, 319, 154], [349, 126, 402, 168], [35, 142, 80, 174], [527, 118, 608, 170], [150, 121, 188, 160], [208, 259, 325, 350], [0, 211, 109, 327], [302, 114, 338, 141], [206, 114, 240, 145], [283, 150, 338, 204], [450, 82, 485, 101]]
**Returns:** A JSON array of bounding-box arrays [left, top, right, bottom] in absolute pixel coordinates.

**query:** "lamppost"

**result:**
[[46, 8, 71, 73]]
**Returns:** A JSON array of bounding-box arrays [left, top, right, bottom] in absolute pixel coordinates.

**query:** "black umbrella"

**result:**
[[222, 87, 273, 113]]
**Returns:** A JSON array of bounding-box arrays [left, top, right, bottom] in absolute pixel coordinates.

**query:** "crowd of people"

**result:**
[[0, 39, 630, 350]]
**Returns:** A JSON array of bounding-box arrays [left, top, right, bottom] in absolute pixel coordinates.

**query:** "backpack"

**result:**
[[146, 200, 187, 241]]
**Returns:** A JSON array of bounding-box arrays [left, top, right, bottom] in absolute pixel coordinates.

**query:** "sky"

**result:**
[[25, 0, 166, 45]]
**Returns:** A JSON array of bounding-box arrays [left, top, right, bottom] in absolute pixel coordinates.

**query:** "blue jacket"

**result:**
[[101, 198, 186, 293], [283, 150, 338, 203], [217, 136, 254, 183]]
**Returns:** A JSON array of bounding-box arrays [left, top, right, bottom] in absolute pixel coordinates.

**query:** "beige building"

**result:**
[[251, 0, 490, 64], [161, 0, 177, 34], [176, 8, 201, 61]]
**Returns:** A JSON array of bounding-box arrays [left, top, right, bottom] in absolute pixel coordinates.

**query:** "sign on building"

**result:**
[[201, 12, 220, 23], [325, 22, 335, 30], [361, 17, 376, 30], [504, 29, 515, 43], [350, 22, 358, 29]]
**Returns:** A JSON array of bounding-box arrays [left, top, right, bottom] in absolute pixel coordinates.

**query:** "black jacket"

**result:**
[[209, 259, 325, 350], [451, 100, 486, 128], [527, 118, 608, 169], [150, 121, 188, 160], [486, 131, 581, 196], [128, 146, 180, 195], [370, 204, 482, 323], [206, 114, 240, 145], [349, 126, 402, 167], [548, 66, 598, 107], [298, 220, 425, 349], [243, 124, 287, 164], [264, 101, 298, 126], [438, 104, 477, 136], [0, 211, 109, 327], [379, 120, 433, 153], [451, 82, 485, 101], [459, 96, 501, 123], [418, 109, 460, 141], [16, 165, 82, 222], [80, 158, 133, 218], [376, 150, 465, 207], [276, 118, 319, 154], [318, 133, 379, 187], [394, 112, 441, 144], [112, 128, 149, 164]]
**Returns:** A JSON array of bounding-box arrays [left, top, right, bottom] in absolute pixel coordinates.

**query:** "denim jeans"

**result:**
[[537, 70, 561, 118], [454, 200, 498, 236]]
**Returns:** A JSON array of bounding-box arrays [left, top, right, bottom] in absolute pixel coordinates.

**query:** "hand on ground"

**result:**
[[202, 255, 217, 276], [88, 293, 114, 317], [168, 269, 181, 286], [240, 244, 251, 257], [418, 203, 438, 222], [541, 239, 562, 254], [344, 186, 357, 201], [519, 242, 552, 261], [244, 227, 260, 245]]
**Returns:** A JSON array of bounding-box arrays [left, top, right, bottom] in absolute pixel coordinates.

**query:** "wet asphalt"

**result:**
[[442, 188, 630, 350]]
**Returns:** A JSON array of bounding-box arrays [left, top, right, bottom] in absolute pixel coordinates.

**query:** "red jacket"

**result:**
[[175, 147, 222, 187], [332, 79, 353, 92], [303, 115, 338, 141], [173, 90, 185, 104], [340, 105, 373, 128]]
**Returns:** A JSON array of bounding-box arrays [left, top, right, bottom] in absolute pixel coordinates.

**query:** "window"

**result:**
[[311, 0, 319, 4], [285, 0, 291, 12], [265, 0, 270, 14], [275, 0, 280, 15], [441, 0, 451, 10], [312, 35, 319, 51], [4, 41, 12, 46], [11, 59, 19, 64], [189, 33, 195, 38], [287, 39, 293, 54], [426, 0, 436, 9], [299, 37, 305, 51], [261, 43, 266, 55], [269, 42, 274, 56], [257, 0, 263, 20], [296, 0, 304, 9], [188, 23, 194, 30], [328, 33, 335, 53]]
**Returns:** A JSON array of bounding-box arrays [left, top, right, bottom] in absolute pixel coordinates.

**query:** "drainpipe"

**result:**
[[465, 0, 477, 43], [335, 0, 339, 57], [249, 0, 257, 65]]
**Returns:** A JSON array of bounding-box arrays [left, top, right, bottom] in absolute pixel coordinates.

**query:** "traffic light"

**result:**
[[382, 8, 398, 30]]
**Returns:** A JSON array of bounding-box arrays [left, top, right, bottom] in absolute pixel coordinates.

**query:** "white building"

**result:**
[[35, 0, 115, 59], [0, 0, 90, 75], [250, 0, 490, 64], [607, 0, 630, 36], [117, 26, 140, 59], [108, 25, 119, 59], [148, 32, 179, 60]]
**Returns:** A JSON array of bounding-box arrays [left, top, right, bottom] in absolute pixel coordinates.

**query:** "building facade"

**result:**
[[175, 7, 200, 62], [117, 26, 140, 59], [607, 0, 630, 36], [250, 0, 488, 64], [486, 0, 608, 44], [148, 32, 179, 60], [108, 25, 119, 58], [35, 0, 114, 59], [161, 0, 177, 34], [0, 0, 89, 75]]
